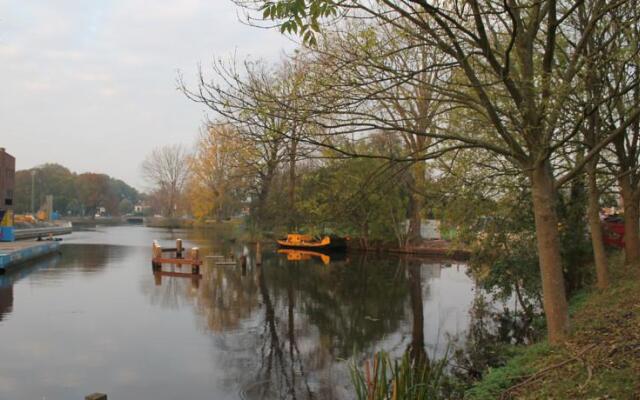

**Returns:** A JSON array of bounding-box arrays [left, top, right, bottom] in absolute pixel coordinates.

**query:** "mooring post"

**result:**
[[256, 241, 262, 266], [191, 247, 200, 275], [176, 238, 183, 259], [85, 393, 107, 400], [240, 255, 246, 276], [152, 241, 161, 270]]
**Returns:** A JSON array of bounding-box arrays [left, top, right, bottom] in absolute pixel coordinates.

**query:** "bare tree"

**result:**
[[181, 58, 318, 228], [141, 144, 190, 217]]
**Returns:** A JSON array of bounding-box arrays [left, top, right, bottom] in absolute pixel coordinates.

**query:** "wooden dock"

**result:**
[[0, 240, 61, 273], [152, 239, 202, 275]]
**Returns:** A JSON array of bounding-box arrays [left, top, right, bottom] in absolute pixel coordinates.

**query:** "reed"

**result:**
[[349, 351, 451, 400]]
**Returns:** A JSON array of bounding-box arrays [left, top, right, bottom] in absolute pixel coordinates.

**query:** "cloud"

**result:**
[[0, 0, 293, 188], [24, 80, 53, 92]]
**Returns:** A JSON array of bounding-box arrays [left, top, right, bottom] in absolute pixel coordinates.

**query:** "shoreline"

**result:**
[[466, 251, 640, 399]]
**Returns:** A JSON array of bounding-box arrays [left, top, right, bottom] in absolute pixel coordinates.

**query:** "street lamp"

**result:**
[[30, 169, 36, 214]]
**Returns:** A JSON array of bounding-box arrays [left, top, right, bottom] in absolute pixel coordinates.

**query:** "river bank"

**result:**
[[466, 252, 640, 399], [143, 218, 472, 257]]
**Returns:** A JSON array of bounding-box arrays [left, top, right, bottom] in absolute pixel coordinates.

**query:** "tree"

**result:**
[[182, 60, 302, 228], [118, 198, 134, 215], [243, 0, 640, 343], [187, 124, 251, 220], [75, 173, 111, 217], [141, 144, 190, 217], [13, 164, 75, 214], [307, 21, 449, 245], [597, 0, 640, 266]]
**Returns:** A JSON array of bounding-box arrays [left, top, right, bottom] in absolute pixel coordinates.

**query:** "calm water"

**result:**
[[0, 226, 476, 400]]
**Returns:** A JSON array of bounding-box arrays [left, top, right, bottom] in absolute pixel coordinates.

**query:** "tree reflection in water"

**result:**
[[451, 292, 540, 384], [407, 260, 427, 366], [145, 249, 482, 399]]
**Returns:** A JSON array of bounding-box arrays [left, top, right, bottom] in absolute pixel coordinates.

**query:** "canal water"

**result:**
[[0, 226, 478, 400]]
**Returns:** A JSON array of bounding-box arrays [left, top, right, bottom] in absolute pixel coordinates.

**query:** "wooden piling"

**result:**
[[152, 241, 161, 270], [191, 275, 200, 289], [256, 241, 262, 266], [176, 238, 183, 259], [191, 247, 200, 274]]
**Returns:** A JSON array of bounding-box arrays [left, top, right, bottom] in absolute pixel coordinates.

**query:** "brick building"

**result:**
[[0, 148, 15, 225]]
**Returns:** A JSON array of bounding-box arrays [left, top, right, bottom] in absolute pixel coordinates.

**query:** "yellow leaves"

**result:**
[[186, 123, 255, 220]]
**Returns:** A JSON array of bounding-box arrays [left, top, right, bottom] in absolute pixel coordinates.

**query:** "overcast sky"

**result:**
[[0, 0, 293, 189]]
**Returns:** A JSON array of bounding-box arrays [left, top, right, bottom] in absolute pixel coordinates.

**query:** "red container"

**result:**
[[602, 220, 625, 249]]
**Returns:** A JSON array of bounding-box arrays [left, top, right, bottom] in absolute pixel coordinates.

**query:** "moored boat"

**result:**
[[276, 234, 348, 251]]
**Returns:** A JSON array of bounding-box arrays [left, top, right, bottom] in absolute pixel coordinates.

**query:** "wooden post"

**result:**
[[256, 241, 262, 266], [154, 272, 162, 286], [191, 276, 200, 289], [152, 241, 161, 270], [85, 394, 107, 400], [191, 247, 200, 274], [176, 238, 183, 259]]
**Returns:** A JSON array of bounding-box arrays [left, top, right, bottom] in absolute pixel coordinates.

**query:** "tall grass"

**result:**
[[349, 351, 453, 400]]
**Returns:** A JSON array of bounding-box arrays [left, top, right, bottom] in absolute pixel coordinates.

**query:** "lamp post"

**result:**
[[30, 170, 36, 214]]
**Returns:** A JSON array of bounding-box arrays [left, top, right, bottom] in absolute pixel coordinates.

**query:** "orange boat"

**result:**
[[276, 234, 347, 251]]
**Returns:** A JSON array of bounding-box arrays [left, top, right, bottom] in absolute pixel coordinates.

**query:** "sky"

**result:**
[[0, 0, 293, 189]]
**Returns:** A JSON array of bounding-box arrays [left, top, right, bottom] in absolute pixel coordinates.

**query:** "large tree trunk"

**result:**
[[530, 162, 569, 344], [586, 160, 609, 288], [619, 175, 640, 265], [254, 165, 277, 229], [407, 162, 426, 247]]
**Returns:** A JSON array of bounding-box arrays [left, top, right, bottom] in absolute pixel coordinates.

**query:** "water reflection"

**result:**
[[146, 248, 474, 399], [0, 227, 476, 400], [0, 254, 62, 320], [0, 285, 13, 321], [276, 249, 349, 265]]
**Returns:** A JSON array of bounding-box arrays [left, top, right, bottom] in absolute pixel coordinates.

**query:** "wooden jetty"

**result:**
[[151, 239, 202, 275], [0, 240, 61, 273]]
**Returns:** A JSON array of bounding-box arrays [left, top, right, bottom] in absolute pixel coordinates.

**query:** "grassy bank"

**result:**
[[467, 252, 640, 399]]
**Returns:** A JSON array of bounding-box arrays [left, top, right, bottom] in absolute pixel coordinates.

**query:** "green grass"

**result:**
[[467, 252, 640, 399], [464, 343, 553, 400]]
